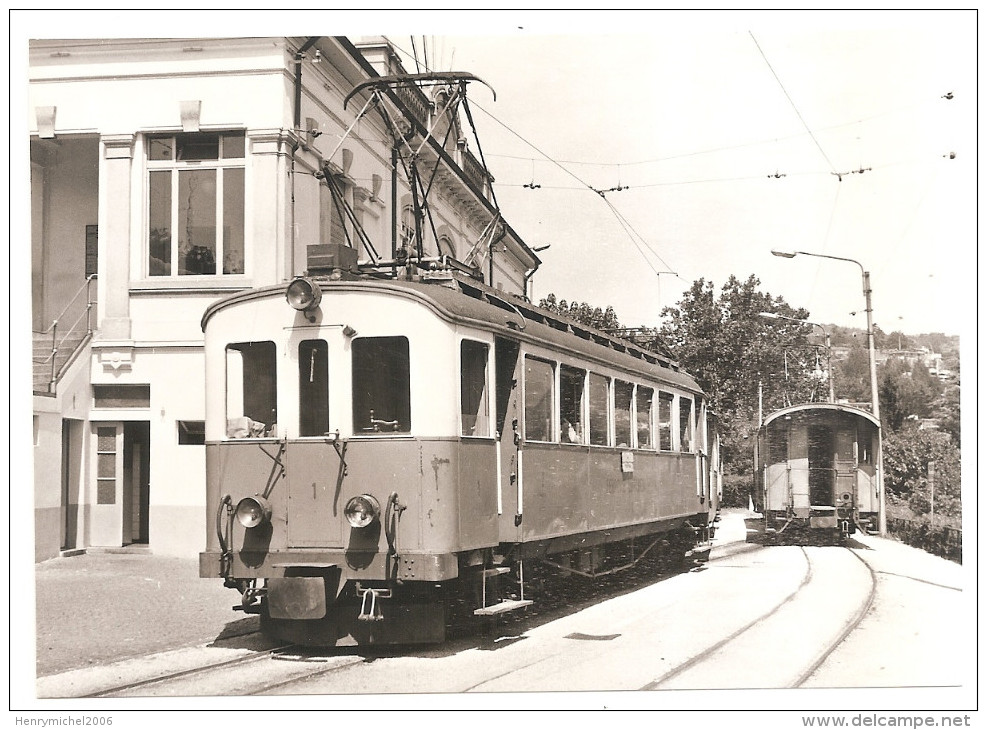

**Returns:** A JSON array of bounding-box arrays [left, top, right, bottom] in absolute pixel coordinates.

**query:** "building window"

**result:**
[[226, 341, 277, 438], [93, 384, 150, 409], [299, 340, 330, 437], [437, 234, 456, 259], [147, 132, 245, 277], [460, 340, 490, 437], [352, 337, 411, 434], [559, 365, 585, 444], [524, 356, 554, 442], [177, 420, 206, 445], [588, 373, 610, 446], [96, 426, 117, 504]]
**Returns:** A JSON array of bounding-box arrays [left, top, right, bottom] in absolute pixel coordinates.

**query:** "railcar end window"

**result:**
[[560, 365, 586, 444], [524, 356, 554, 442], [679, 396, 694, 452], [588, 373, 610, 446], [352, 336, 411, 433], [299, 340, 330, 437], [226, 341, 277, 438], [658, 392, 673, 450], [614, 380, 634, 448], [461, 340, 490, 437], [637, 386, 655, 449]]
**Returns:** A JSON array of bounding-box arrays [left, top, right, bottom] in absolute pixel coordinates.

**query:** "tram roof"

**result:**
[[202, 273, 704, 394], [760, 402, 881, 429]]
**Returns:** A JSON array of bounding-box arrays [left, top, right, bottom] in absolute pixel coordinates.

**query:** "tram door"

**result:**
[[807, 425, 834, 507], [833, 428, 857, 505], [494, 337, 522, 542]]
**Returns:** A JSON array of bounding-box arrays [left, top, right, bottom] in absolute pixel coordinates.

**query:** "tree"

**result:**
[[832, 345, 872, 403], [660, 275, 819, 480], [878, 358, 941, 432], [538, 293, 621, 330], [883, 427, 961, 519]]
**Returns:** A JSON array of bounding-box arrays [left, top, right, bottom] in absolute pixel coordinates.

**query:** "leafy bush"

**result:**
[[887, 515, 962, 563], [721, 473, 752, 509]]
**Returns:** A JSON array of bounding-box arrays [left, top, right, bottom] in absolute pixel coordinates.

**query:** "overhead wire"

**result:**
[[749, 31, 839, 177], [468, 97, 682, 279]]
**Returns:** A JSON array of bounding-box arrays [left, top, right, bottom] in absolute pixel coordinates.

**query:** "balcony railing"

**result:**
[[392, 80, 492, 198]]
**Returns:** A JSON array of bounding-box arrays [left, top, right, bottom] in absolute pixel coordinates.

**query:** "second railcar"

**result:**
[[754, 403, 881, 537]]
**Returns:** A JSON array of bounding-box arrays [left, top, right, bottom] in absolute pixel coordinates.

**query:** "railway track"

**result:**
[[80, 644, 367, 698], [44, 533, 929, 697], [643, 544, 877, 690]]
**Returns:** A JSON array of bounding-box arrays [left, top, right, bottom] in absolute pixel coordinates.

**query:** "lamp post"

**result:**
[[758, 312, 834, 403], [771, 249, 885, 536]]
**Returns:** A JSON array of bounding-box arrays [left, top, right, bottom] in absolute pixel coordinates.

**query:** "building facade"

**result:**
[[30, 36, 538, 561]]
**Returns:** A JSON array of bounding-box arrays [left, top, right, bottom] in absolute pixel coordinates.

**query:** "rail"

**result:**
[[33, 274, 96, 392]]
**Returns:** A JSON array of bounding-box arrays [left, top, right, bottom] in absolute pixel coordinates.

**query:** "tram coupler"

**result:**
[[357, 586, 392, 621]]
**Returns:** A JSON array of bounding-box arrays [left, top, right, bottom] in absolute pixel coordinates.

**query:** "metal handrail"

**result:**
[[34, 274, 96, 337], [33, 275, 96, 391]]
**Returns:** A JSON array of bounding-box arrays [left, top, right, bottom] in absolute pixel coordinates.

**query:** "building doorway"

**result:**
[[60, 419, 84, 551], [123, 422, 150, 545]]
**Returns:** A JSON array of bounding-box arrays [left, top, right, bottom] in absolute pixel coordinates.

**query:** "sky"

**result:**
[[374, 13, 976, 338]]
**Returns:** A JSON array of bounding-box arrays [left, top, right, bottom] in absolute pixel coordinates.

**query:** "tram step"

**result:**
[[474, 599, 534, 616], [480, 566, 512, 578]]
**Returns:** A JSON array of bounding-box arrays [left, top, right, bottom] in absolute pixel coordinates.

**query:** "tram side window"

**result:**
[[299, 340, 329, 437], [658, 391, 673, 450], [352, 336, 411, 433], [226, 341, 277, 438], [614, 380, 634, 448], [637, 386, 655, 449], [524, 356, 554, 442], [679, 395, 694, 452], [588, 373, 610, 446], [559, 365, 586, 444], [767, 426, 788, 464], [461, 340, 490, 437]]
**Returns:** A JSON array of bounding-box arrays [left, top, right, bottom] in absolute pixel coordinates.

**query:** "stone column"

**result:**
[[97, 135, 134, 340]]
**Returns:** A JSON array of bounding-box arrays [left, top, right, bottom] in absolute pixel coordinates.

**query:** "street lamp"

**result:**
[[771, 249, 885, 536], [758, 312, 834, 403]]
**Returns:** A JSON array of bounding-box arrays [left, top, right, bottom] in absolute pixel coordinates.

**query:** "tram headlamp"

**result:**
[[344, 494, 381, 528], [235, 495, 272, 529], [286, 277, 323, 312]]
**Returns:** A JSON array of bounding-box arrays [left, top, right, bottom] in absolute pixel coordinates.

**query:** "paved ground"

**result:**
[[33, 550, 259, 677]]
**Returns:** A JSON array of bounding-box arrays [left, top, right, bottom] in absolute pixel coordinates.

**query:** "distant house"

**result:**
[[30, 36, 539, 561]]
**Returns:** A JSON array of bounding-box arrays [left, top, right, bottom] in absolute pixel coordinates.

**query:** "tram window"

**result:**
[[614, 380, 634, 448], [588, 373, 610, 446], [858, 423, 875, 465], [658, 392, 673, 450], [559, 365, 586, 444], [679, 396, 694, 452], [524, 356, 554, 442], [637, 386, 655, 449], [461, 340, 490, 437], [352, 336, 411, 433], [767, 427, 787, 463], [299, 340, 329, 437], [226, 341, 277, 438]]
